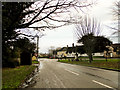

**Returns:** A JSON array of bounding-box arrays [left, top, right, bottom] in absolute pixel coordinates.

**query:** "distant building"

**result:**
[[56, 43, 109, 58], [39, 53, 49, 57], [56, 44, 85, 58], [92, 53, 104, 57], [104, 43, 120, 58], [57, 47, 67, 58]]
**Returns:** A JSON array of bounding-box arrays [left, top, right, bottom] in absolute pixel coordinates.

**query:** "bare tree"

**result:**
[[113, 1, 120, 37], [75, 16, 102, 63], [75, 17, 101, 38], [3, 1, 93, 42], [2, 1, 93, 66], [113, 1, 120, 17], [107, 1, 120, 34], [18, 0, 93, 30]]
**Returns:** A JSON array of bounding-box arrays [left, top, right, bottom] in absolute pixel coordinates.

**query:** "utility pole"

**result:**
[[37, 35, 39, 58], [34, 33, 44, 59], [34, 34, 39, 59]]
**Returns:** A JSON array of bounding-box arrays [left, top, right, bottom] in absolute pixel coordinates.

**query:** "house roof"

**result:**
[[57, 45, 85, 54], [57, 44, 105, 54], [57, 47, 67, 51], [111, 43, 120, 47]]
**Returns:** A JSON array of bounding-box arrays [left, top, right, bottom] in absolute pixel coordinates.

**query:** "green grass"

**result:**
[[58, 59, 120, 71], [2, 65, 36, 89], [65, 56, 104, 60], [92, 56, 104, 58], [32, 60, 39, 64]]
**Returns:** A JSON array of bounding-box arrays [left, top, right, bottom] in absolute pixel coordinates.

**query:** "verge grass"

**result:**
[[32, 60, 39, 64], [58, 58, 120, 70], [2, 65, 36, 88]]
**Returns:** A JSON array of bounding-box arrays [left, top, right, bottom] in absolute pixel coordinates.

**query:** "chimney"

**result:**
[[67, 45, 68, 48], [72, 43, 74, 47]]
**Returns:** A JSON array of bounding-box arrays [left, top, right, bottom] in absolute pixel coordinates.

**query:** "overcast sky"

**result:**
[[37, 0, 118, 54]]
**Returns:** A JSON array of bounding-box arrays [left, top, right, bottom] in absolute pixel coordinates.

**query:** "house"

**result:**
[[56, 43, 105, 58], [104, 43, 120, 58], [56, 43, 85, 58], [39, 53, 49, 58], [56, 43, 80, 58], [66, 45, 85, 57], [66, 44, 104, 57], [57, 47, 67, 58], [92, 53, 104, 57]]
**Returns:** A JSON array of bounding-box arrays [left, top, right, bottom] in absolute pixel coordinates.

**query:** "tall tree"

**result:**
[[2, 1, 93, 30], [113, 1, 120, 40], [75, 17, 111, 63], [2, 1, 93, 51], [78, 33, 95, 63], [2, 2, 34, 43], [2, 1, 93, 66], [93, 36, 112, 53], [15, 37, 36, 53], [107, 1, 120, 35], [2, 1, 93, 45], [2, 2, 35, 66]]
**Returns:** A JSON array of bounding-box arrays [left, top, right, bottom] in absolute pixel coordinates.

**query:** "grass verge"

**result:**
[[58, 59, 120, 71], [32, 60, 39, 64], [2, 65, 36, 89]]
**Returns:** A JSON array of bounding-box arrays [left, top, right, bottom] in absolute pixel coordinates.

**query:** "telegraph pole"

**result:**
[[35, 33, 44, 59], [36, 35, 39, 59]]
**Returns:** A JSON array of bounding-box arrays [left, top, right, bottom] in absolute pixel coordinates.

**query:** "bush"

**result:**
[[2, 58, 20, 68], [2, 47, 21, 68], [9, 58, 20, 68]]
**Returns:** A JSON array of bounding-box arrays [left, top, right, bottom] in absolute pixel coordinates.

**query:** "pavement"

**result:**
[[28, 58, 119, 89]]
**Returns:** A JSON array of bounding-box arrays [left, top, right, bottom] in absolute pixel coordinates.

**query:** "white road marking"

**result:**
[[92, 80, 116, 90], [54, 74, 66, 88], [60, 63, 66, 65], [39, 61, 43, 69], [65, 69, 79, 76], [60, 63, 75, 67]]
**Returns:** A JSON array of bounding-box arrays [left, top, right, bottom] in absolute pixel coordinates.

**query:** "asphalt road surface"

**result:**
[[30, 58, 119, 89]]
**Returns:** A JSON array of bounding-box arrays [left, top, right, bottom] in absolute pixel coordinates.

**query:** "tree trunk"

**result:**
[[105, 53, 108, 62], [75, 53, 79, 61], [88, 54, 93, 63]]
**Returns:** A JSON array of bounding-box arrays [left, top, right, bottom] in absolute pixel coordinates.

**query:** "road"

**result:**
[[29, 58, 119, 89]]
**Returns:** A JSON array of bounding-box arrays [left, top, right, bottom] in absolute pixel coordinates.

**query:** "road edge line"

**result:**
[[92, 80, 116, 90]]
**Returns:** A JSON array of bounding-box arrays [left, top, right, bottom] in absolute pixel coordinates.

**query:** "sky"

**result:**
[[34, 0, 118, 53]]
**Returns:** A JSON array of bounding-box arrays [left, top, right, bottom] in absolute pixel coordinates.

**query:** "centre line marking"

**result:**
[[65, 69, 79, 76], [54, 74, 66, 88], [92, 80, 116, 90]]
